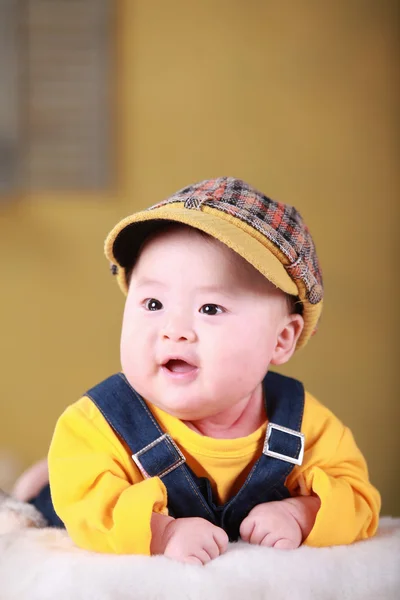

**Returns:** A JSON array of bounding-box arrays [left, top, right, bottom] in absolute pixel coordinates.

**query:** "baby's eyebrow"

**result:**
[[133, 279, 233, 296], [195, 285, 235, 297], [133, 277, 166, 289]]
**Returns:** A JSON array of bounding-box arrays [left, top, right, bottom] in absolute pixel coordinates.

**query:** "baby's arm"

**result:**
[[49, 397, 170, 555], [283, 392, 381, 547], [240, 496, 320, 549]]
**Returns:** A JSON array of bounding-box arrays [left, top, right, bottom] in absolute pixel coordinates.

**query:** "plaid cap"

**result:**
[[104, 177, 323, 349]]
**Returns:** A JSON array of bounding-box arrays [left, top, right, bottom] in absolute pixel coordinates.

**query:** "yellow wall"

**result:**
[[0, 0, 399, 515]]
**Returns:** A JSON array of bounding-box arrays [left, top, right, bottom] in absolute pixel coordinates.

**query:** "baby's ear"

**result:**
[[270, 314, 304, 366]]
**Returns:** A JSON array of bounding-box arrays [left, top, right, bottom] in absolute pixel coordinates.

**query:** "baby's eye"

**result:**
[[144, 298, 163, 311], [199, 304, 224, 316]]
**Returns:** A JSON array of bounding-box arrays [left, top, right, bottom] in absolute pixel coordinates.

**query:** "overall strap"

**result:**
[[220, 371, 305, 539], [86, 373, 217, 523]]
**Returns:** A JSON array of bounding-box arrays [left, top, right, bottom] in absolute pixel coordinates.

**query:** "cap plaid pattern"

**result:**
[[149, 177, 323, 305]]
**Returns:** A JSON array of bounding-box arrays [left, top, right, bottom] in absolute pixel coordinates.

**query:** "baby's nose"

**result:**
[[161, 317, 197, 343]]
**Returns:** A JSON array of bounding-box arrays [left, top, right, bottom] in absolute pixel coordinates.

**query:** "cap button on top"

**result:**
[[184, 197, 202, 210], [183, 192, 214, 210]]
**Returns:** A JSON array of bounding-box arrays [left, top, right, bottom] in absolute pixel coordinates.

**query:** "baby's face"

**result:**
[[120, 227, 292, 422]]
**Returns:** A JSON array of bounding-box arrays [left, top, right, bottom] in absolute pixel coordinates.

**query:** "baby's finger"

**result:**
[[213, 527, 229, 554], [249, 525, 272, 545], [239, 517, 256, 542], [201, 539, 222, 560], [191, 548, 213, 565], [259, 531, 279, 547], [274, 537, 300, 550], [183, 555, 204, 566], [203, 529, 228, 559]]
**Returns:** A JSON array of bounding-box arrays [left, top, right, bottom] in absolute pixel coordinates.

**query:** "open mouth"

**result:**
[[163, 359, 196, 374]]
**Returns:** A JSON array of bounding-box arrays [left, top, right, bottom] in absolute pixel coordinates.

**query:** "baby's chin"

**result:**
[[151, 398, 213, 421], [146, 392, 219, 421]]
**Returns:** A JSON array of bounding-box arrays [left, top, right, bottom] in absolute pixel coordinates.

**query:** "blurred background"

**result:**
[[0, 0, 399, 515]]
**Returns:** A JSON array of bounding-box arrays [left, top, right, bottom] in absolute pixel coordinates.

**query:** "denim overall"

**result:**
[[31, 371, 305, 541]]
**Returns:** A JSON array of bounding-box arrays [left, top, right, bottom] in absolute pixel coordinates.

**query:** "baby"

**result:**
[[33, 177, 380, 564]]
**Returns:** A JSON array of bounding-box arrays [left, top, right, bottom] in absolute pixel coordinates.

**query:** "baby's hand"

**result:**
[[239, 500, 302, 549], [151, 513, 229, 565]]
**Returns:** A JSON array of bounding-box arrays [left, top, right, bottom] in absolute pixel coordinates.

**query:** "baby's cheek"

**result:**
[[212, 348, 259, 393], [229, 328, 270, 364], [120, 333, 146, 379], [121, 357, 149, 397]]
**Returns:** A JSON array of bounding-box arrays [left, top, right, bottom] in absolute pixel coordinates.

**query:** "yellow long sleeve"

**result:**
[[286, 394, 381, 546], [49, 398, 168, 555]]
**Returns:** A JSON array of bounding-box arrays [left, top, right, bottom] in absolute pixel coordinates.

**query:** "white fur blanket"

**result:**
[[0, 495, 399, 600]]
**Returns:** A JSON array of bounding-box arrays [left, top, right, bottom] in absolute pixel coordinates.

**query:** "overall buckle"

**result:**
[[263, 423, 305, 466], [132, 433, 186, 479]]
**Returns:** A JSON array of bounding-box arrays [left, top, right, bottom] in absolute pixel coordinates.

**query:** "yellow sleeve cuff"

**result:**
[[303, 467, 379, 547]]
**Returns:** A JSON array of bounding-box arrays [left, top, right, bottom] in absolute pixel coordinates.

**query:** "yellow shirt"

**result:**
[[48, 387, 380, 555]]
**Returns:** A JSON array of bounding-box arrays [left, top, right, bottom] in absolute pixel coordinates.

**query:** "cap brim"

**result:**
[[104, 203, 298, 297]]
